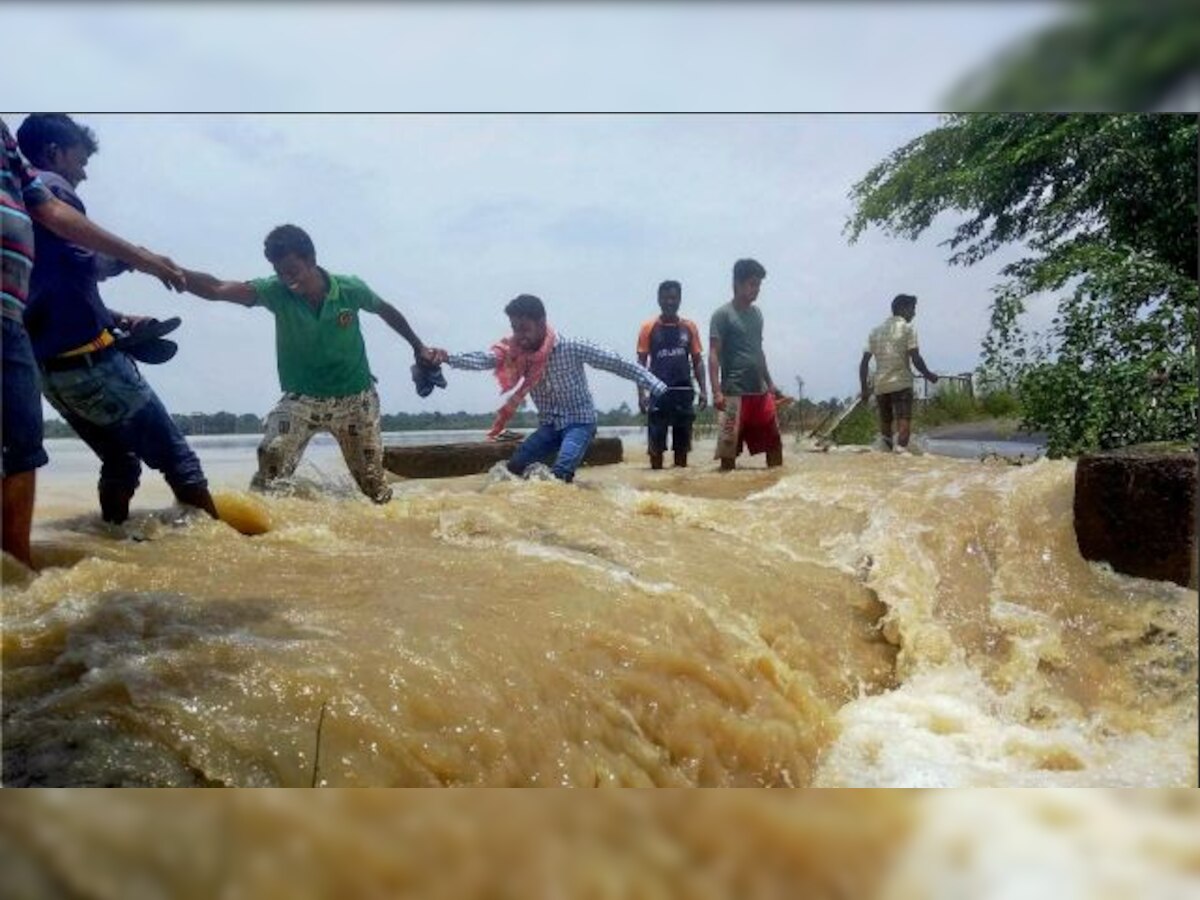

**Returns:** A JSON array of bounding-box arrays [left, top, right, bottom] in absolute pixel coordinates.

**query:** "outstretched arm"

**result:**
[[179, 269, 257, 307], [375, 300, 432, 361], [427, 347, 499, 371], [909, 348, 938, 382], [579, 341, 666, 397], [29, 195, 185, 291]]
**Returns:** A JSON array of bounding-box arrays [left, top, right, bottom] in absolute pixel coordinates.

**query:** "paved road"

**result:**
[[922, 418, 1047, 444]]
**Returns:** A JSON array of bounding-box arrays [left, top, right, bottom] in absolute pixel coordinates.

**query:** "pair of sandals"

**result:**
[[113, 316, 181, 364], [410, 360, 448, 397]]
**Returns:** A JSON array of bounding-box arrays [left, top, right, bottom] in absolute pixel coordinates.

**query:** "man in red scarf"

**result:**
[[429, 294, 667, 483]]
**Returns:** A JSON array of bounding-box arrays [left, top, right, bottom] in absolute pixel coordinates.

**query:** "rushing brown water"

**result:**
[[2, 436, 1195, 787], [2, 790, 1198, 898]]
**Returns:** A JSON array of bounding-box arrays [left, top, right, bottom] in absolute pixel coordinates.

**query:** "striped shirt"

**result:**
[[448, 335, 668, 428], [1, 119, 53, 320]]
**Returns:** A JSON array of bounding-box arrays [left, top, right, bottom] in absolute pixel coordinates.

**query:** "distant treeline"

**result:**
[[43, 389, 1018, 443], [43, 404, 654, 438]]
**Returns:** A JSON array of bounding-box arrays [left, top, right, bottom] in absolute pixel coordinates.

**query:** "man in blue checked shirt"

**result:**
[[429, 294, 667, 483]]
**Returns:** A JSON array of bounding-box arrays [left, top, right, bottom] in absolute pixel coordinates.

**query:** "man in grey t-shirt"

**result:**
[[709, 258, 784, 471]]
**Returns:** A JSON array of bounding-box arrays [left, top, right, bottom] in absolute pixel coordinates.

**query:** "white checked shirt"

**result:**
[[448, 336, 668, 428]]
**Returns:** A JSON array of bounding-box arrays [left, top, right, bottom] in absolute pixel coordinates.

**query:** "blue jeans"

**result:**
[[1, 317, 49, 477], [40, 350, 207, 500], [508, 422, 597, 483]]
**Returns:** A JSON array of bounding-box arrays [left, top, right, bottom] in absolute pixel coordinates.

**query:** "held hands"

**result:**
[[423, 347, 449, 365], [134, 247, 187, 292]]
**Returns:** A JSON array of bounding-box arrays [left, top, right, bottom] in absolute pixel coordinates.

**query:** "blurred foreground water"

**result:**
[[1, 790, 1198, 899]]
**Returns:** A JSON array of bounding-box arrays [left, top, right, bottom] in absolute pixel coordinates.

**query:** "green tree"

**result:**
[[949, 0, 1200, 112], [846, 114, 1197, 457]]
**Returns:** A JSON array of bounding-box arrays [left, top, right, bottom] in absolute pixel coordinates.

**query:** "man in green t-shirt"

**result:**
[[180, 225, 434, 503], [708, 258, 784, 471]]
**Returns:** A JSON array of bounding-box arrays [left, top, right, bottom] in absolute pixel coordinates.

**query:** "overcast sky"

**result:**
[[5, 2, 1065, 417]]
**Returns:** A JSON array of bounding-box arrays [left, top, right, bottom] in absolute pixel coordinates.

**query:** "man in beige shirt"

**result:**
[[859, 293, 939, 453]]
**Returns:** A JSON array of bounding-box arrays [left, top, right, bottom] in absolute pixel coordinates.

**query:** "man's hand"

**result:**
[[133, 248, 186, 292], [697, 392, 708, 411], [638, 395, 649, 414], [928, 373, 940, 384], [115, 314, 153, 332], [714, 390, 726, 412], [425, 347, 449, 365]]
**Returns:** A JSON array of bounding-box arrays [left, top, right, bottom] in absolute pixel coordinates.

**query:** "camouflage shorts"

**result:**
[[252, 387, 392, 503]]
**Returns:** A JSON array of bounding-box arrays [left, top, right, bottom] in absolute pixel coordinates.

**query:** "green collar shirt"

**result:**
[[251, 270, 382, 397]]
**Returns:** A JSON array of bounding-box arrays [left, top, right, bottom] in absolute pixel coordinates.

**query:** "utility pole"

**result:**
[[795, 377, 805, 431]]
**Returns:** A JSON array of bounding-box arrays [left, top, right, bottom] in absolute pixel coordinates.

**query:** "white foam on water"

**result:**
[[814, 660, 1196, 787], [507, 539, 678, 596], [810, 457, 1197, 787], [882, 790, 1200, 900]]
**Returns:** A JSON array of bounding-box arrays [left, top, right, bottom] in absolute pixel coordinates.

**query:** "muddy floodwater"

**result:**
[[2, 431, 1195, 787]]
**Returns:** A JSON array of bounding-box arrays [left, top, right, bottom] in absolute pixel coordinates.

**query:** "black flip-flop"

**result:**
[[114, 317, 181, 364]]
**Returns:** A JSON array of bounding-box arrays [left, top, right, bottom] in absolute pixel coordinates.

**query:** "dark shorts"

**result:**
[[877, 387, 914, 421], [2, 316, 49, 477], [647, 389, 695, 455]]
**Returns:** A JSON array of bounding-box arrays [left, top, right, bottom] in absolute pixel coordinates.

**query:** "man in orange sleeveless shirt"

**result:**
[[636, 280, 707, 469]]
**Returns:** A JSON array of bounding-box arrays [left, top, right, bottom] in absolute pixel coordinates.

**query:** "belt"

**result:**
[[40, 345, 118, 373]]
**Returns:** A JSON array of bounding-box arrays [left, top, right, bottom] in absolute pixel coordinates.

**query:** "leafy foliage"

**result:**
[[948, 0, 1200, 112], [979, 389, 1021, 419], [846, 114, 1197, 457], [829, 401, 877, 446], [918, 390, 982, 428]]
